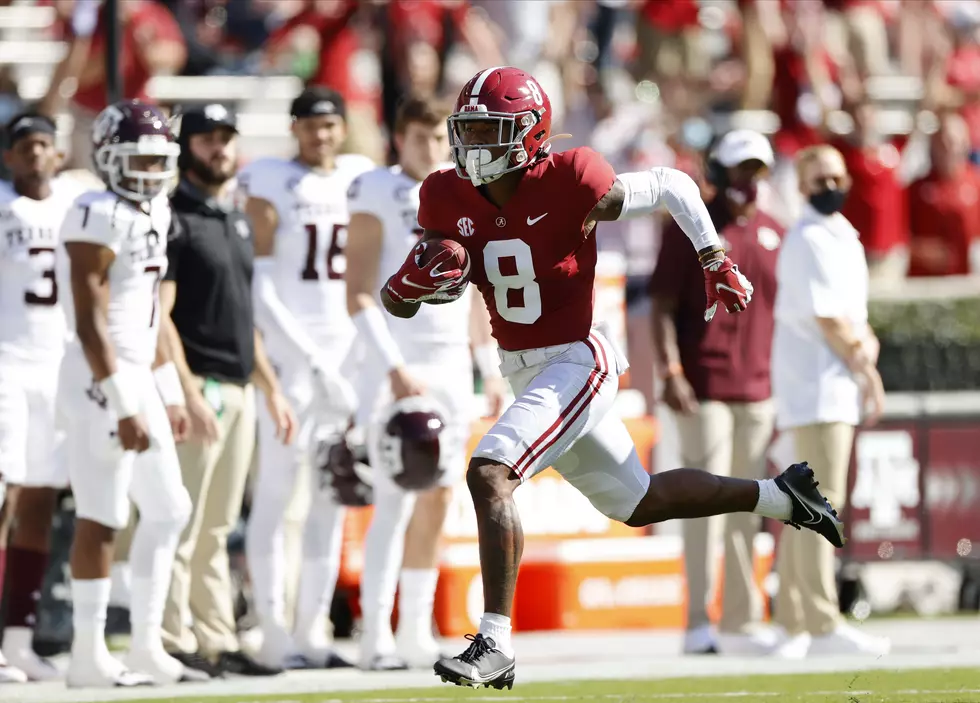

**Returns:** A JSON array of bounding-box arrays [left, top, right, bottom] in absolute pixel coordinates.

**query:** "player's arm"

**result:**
[[252, 329, 297, 444], [153, 281, 190, 441], [246, 195, 328, 369], [66, 241, 149, 451], [590, 167, 753, 320], [381, 229, 466, 317]]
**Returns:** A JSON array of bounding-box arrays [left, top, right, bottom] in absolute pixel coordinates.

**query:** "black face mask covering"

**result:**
[[809, 188, 848, 215]]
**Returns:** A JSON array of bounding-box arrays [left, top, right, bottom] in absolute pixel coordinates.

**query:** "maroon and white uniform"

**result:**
[[418, 146, 646, 519]]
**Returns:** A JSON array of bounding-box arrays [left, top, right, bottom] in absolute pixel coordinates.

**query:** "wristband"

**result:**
[[153, 361, 186, 407], [658, 361, 684, 380], [474, 343, 502, 380], [351, 306, 405, 372], [100, 370, 141, 419]]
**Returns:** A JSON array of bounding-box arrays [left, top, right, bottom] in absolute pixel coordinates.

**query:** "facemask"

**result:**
[[465, 148, 508, 186], [809, 188, 848, 215], [726, 181, 758, 207]]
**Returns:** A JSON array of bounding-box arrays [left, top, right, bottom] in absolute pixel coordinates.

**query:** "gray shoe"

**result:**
[[433, 634, 515, 690]]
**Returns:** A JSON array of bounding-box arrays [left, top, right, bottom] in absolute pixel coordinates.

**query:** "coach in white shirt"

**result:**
[[771, 145, 889, 657]]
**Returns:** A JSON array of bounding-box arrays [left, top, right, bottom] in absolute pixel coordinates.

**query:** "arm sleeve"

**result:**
[[346, 170, 381, 218], [60, 195, 123, 254], [649, 223, 696, 297], [615, 167, 722, 253], [252, 258, 322, 368]]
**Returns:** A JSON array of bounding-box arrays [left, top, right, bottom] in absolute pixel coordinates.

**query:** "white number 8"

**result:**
[[526, 80, 543, 106], [483, 239, 541, 324]]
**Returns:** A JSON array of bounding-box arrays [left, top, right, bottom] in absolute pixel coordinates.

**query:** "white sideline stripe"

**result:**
[[310, 691, 980, 703]]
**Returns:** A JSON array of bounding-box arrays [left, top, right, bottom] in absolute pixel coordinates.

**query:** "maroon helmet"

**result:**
[[91, 99, 180, 201], [312, 427, 372, 507], [374, 396, 448, 491], [448, 66, 553, 186]]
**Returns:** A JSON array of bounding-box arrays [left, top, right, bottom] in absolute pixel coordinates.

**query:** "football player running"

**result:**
[[346, 96, 507, 671], [0, 113, 84, 683], [240, 87, 372, 669], [382, 67, 846, 689], [57, 100, 195, 687]]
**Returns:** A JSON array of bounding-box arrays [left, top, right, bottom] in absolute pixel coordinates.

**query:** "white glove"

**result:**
[[310, 359, 357, 422]]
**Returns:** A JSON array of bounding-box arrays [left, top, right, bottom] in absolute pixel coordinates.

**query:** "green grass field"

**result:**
[[103, 668, 980, 703]]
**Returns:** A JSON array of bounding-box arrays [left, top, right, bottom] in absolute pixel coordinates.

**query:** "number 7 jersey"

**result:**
[[417, 147, 617, 352], [238, 155, 374, 346]]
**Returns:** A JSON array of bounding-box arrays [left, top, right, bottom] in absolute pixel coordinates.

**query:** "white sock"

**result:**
[[478, 612, 513, 657], [293, 494, 346, 648], [397, 568, 439, 639], [109, 562, 131, 609], [70, 578, 112, 661], [129, 519, 181, 652], [753, 479, 792, 520]]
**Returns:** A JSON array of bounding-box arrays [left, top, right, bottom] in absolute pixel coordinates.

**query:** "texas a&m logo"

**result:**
[[457, 217, 475, 237]]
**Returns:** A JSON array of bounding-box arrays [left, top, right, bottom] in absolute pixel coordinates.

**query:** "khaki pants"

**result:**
[[675, 400, 775, 633], [162, 379, 257, 655], [774, 422, 854, 636]]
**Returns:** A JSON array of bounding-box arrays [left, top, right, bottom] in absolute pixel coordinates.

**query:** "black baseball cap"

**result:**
[[5, 112, 56, 149], [177, 103, 238, 141], [290, 87, 346, 121]]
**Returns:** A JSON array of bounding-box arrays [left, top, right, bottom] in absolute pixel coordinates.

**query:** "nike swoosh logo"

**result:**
[[787, 485, 821, 524], [401, 275, 435, 290], [527, 213, 548, 226]]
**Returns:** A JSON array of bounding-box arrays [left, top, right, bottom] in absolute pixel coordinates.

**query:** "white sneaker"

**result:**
[[771, 632, 812, 659], [66, 653, 153, 688], [0, 658, 28, 684], [2, 627, 62, 681], [395, 629, 443, 669], [125, 647, 185, 685], [717, 625, 782, 656], [808, 624, 891, 656], [254, 624, 296, 669], [682, 624, 718, 654]]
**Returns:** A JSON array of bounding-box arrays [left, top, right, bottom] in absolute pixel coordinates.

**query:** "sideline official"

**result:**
[[157, 105, 296, 677], [771, 144, 888, 657]]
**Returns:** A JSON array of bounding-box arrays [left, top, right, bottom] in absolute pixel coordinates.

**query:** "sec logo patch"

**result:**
[[457, 217, 475, 237]]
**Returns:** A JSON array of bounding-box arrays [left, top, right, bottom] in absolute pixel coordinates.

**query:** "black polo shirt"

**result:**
[[166, 179, 254, 384]]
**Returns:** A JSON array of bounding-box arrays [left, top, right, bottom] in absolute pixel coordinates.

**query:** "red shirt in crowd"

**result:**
[[945, 45, 980, 151], [641, 0, 700, 31], [907, 165, 980, 276], [72, 1, 184, 113], [650, 201, 783, 403], [833, 137, 909, 256]]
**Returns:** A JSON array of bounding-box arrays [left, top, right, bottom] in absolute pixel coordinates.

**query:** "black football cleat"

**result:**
[[433, 634, 515, 690], [775, 461, 846, 548]]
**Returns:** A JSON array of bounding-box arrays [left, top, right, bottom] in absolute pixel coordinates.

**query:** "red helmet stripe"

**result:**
[[468, 65, 506, 106]]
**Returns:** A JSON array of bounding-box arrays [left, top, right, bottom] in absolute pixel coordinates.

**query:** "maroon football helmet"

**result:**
[[312, 427, 372, 507], [91, 99, 180, 201], [448, 66, 553, 185], [374, 396, 448, 491]]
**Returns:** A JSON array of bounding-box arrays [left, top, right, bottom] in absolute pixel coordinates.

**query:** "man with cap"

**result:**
[[0, 112, 86, 683], [156, 103, 297, 677], [239, 87, 373, 669], [650, 129, 784, 656]]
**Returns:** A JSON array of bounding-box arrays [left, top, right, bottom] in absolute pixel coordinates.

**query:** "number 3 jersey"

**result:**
[[417, 147, 617, 352], [0, 178, 86, 363], [58, 190, 171, 367], [238, 154, 374, 348], [348, 165, 470, 349]]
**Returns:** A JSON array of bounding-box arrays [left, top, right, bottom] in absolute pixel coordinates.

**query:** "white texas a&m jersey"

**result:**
[[0, 177, 86, 362], [347, 165, 470, 347], [59, 190, 171, 366], [239, 154, 374, 347]]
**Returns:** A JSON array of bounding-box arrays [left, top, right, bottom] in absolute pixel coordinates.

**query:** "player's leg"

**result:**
[[291, 430, 349, 667], [246, 383, 309, 667], [2, 371, 68, 680], [436, 332, 621, 689], [395, 484, 452, 664], [0, 369, 29, 683], [62, 362, 151, 687], [125, 373, 194, 684]]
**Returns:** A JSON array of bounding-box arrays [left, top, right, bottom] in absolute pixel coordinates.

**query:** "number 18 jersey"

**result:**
[[58, 191, 171, 367], [239, 155, 374, 348], [0, 178, 85, 362], [417, 147, 617, 352]]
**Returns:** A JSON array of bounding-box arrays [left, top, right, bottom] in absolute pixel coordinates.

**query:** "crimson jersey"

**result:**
[[418, 147, 617, 351]]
